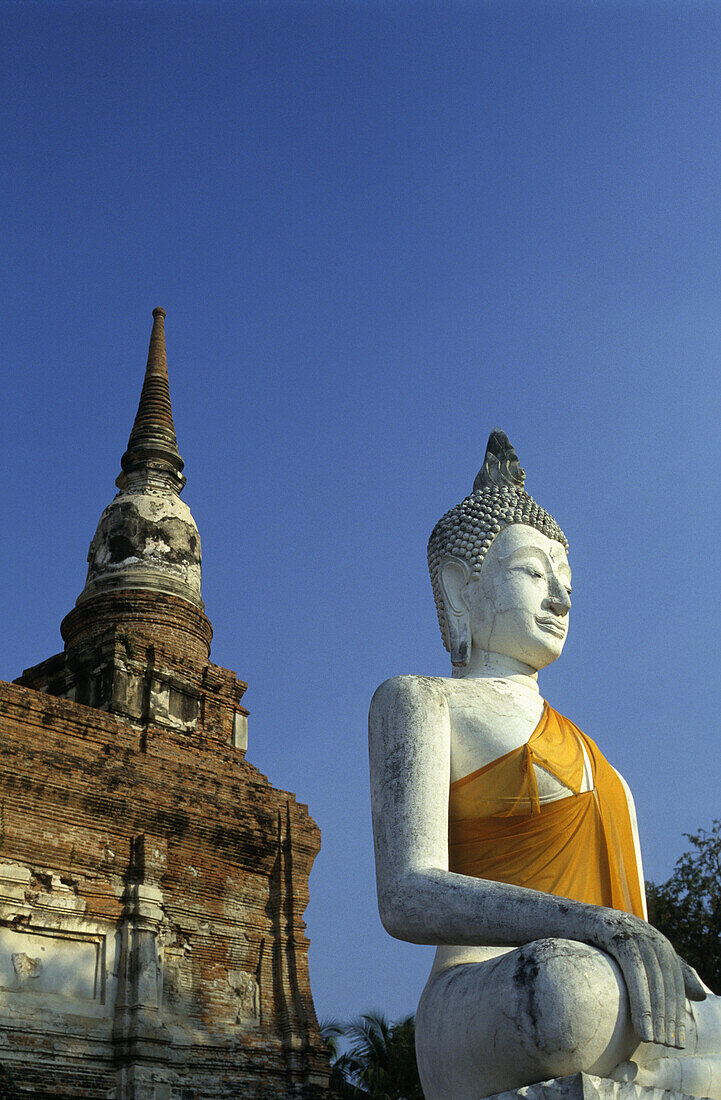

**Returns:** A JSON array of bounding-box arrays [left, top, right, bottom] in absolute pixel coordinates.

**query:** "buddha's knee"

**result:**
[[513, 938, 635, 1077]]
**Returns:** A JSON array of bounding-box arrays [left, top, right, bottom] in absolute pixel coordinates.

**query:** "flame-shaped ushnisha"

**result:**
[[472, 429, 526, 492]]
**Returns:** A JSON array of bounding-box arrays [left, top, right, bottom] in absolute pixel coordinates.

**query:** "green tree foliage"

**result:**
[[321, 1012, 423, 1100], [646, 819, 721, 994]]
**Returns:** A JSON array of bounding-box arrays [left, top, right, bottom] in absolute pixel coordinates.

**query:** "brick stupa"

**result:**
[[0, 310, 331, 1099]]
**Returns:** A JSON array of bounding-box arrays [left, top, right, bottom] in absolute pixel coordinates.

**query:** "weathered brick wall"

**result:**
[[0, 677, 331, 1099]]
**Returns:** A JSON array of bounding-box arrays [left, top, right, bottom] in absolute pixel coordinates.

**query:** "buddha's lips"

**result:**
[[535, 616, 566, 637]]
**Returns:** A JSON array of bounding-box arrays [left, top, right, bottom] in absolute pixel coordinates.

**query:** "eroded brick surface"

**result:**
[[0, 653, 331, 1099]]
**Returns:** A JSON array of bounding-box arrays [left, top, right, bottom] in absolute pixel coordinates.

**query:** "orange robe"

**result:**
[[448, 703, 645, 917]]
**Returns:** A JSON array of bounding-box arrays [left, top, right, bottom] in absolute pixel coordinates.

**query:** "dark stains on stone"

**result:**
[[513, 938, 578, 1057], [513, 941, 543, 1052], [89, 501, 199, 576], [107, 533, 136, 563]]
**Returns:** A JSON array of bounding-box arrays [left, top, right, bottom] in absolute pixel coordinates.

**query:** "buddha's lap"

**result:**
[[416, 937, 636, 1094], [417, 938, 721, 1098]]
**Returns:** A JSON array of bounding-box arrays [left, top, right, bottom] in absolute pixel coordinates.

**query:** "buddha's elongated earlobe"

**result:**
[[447, 614, 471, 671], [439, 559, 472, 671]]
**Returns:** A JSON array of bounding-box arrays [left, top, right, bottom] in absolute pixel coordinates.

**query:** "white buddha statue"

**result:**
[[369, 431, 721, 1100]]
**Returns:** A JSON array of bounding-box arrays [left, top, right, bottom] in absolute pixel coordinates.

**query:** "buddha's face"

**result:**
[[459, 524, 572, 671]]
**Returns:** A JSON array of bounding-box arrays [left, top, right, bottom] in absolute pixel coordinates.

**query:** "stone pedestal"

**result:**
[[489, 1073, 710, 1100]]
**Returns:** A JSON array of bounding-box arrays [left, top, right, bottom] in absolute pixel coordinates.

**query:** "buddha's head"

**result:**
[[428, 430, 570, 673]]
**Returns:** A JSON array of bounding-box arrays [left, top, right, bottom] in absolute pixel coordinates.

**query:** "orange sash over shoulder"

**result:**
[[449, 703, 645, 917]]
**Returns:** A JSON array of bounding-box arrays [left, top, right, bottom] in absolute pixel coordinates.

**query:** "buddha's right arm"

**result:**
[[369, 674, 606, 948], [368, 675, 705, 1049]]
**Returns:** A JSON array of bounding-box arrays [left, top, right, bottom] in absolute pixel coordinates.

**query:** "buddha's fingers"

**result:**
[[612, 935, 654, 1043], [656, 935, 688, 1049], [668, 952, 686, 1048], [636, 937, 667, 1045], [672, 958, 687, 1048], [585, 910, 690, 1049]]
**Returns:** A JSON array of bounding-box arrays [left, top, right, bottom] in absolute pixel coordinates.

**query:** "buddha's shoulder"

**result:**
[[370, 674, 507, 711], [370, 674, 542, 719], [370, 674, 454, 714]]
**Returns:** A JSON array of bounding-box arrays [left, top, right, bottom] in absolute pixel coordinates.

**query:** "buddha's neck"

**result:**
[[452, 650, 540, 693]]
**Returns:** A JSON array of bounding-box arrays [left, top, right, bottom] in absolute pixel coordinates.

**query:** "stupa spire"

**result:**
[[117, 307, 186, 491], [75, 307, 203, 611]]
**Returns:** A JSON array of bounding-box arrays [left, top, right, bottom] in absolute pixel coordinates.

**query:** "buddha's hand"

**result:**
[[587, 908, 706, 1049]]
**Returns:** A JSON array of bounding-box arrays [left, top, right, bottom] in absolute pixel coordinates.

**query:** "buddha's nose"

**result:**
[[545, 578, 571, 615]]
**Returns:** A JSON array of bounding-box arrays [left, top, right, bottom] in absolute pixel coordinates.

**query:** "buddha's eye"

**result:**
[[525, 567, 543, 579]]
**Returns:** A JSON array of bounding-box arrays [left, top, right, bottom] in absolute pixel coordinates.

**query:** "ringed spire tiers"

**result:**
[[118, 306, 186, 492]]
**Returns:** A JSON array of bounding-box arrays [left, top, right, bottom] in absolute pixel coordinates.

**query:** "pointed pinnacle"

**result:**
[[117, 308, 186, 491]]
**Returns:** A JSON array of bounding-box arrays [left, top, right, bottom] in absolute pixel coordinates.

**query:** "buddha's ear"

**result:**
[[439, 558, 472, 671]]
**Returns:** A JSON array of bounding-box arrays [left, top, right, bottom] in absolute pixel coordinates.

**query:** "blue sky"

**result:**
[[3, 0, 721, 1025]]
